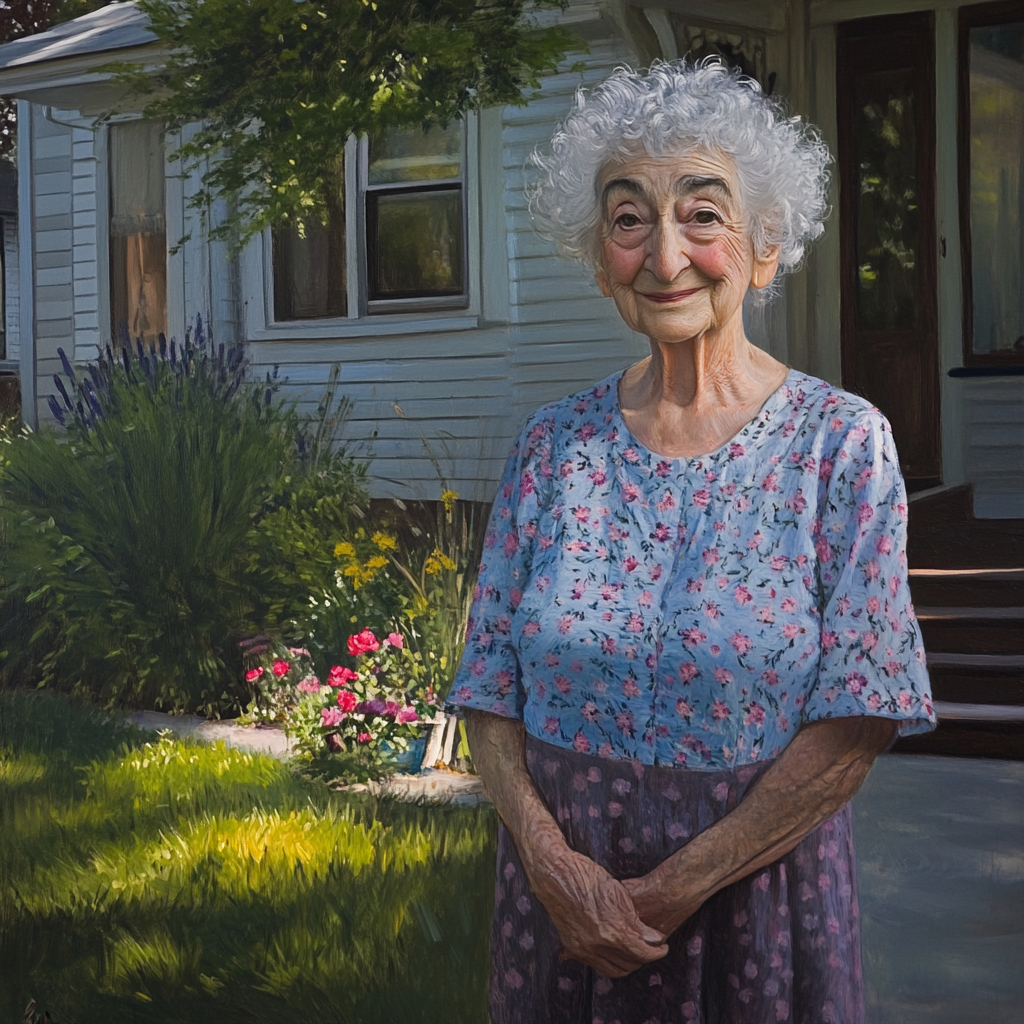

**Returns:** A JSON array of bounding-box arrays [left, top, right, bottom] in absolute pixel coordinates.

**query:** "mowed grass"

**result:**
[[0, 691, 497, 1024]]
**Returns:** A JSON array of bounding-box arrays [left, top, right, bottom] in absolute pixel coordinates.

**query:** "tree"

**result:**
[[110, 0, 583, 246], [0, 0, 114, 157]]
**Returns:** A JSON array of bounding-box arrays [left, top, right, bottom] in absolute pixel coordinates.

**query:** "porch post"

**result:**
[[17, 98, 36, 430]]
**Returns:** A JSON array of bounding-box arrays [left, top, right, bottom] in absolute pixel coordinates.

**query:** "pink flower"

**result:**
[[623, 556, 639, 572], [357, 732, 372, 744], [272, 659, 291, 678], [675, 698, 693, 718], [622, 482, 641, 503], [679, 663, 699, 683], [337, 690, 358, 712], [573, 731, 591, 753], [711, 699, 732, 720], [713, 667, 733, 685], [297, 677, 321, 694], [845, 672, 867, 695], [681, 628, 706, 648], [386, 632, 404, 649], [728, 632, 753, 655], [347, 629, 380, 656], [734, 585, 753, 605], [245, 667, 264, 682], [329, 666, 360, 686], [321, 707, 344, 727], [397, 706, 419, 724]]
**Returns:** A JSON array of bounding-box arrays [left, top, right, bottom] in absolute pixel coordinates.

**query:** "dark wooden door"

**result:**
[[837, 13, 942, 489]]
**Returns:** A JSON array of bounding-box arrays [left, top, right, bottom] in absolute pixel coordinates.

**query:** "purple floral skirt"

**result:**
[[488, 735, 864, 1024]]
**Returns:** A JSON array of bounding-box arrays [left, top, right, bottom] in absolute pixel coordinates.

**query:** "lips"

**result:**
[[642, 287, 702, 303]]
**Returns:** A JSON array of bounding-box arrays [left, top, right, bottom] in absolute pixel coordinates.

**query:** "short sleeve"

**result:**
[[805, 410, 936, 736], [447, 430, 535, 721]]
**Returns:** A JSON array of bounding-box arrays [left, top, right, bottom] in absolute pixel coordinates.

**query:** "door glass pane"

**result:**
[[367, 188, 463, 300], [272, 164, 346, 320], [109, 119, 167, 345], [968, 21, 1024, 355], [853, 69, 919, 332], [368, 123, 463, 185]]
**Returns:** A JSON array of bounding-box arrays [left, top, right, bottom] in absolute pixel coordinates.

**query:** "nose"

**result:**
[[645, 215, 691, 283]]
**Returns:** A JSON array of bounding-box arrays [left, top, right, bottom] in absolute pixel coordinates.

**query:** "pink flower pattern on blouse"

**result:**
[[450, 370, 935, 768]]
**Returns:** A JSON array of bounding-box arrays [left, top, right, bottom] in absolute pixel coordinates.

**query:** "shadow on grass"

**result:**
[[0, 691, 497, 1024]]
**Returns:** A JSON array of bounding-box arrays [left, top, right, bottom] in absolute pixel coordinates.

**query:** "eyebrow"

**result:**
[[601, 177, 649, 204], [674, 175, 731, 199]]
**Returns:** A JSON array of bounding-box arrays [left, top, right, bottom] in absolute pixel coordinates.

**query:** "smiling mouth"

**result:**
[[642, 287, 702, 304]]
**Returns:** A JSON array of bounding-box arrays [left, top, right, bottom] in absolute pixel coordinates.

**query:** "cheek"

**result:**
[[689, 235, 750, 283], [601, 242, 646, 287]]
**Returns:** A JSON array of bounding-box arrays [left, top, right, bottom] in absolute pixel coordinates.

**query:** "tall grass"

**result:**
[[0, 691, 496, 1023]]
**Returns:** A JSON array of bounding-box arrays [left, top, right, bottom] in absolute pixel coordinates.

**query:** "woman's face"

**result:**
[[593, 148, 778, 346]]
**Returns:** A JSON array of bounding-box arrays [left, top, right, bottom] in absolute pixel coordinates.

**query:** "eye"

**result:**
[[614, 213, 643, 229], [692, 209, 720, 225]]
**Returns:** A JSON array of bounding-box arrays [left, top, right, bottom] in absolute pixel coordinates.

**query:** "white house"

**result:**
[[0, 0, 1021, 518]]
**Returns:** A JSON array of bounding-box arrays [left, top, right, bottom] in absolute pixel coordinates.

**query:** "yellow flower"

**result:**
[[372, 531, 398, 551], [365, 555, 389, 569], [425, 547, 457, 574], [440, 489, 459, 513], [334, 541, 356, 558]]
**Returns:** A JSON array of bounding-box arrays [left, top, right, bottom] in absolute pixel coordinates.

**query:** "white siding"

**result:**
[[963, 378, 1024, 519]]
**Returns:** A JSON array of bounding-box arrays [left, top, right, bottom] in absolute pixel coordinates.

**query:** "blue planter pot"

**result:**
[[382, 733, 428, 774]]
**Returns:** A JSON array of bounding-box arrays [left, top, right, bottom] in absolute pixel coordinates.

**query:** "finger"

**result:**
[[641, 925, 667, 945]]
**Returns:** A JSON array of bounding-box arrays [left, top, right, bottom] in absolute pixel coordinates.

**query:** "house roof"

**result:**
[[0, 2, 155, 71]]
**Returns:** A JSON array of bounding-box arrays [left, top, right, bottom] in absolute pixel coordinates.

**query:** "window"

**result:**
[[959, 1, 1024, 365], [272, 121, 468, 322], [109, 119, 168, 345]]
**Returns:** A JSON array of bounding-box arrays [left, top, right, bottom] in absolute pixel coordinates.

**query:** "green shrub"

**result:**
[[0, 326, 369, 715]]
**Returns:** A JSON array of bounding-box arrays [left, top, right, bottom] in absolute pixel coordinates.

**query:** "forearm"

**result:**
[[464, 709, 569, 879], [638, 717, 895, 916]]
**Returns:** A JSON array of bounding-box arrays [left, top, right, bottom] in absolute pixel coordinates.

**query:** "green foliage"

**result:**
[[389, 491, 481, 701], [0, 334, 370, 716], [0, 690, 496, 1023], [107, 0, 584, 245]]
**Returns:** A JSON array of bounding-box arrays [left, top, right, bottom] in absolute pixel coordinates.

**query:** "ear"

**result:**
[[750, 245, 781, 291]]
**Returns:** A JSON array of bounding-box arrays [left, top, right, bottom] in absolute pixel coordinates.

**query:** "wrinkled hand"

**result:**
[[527, 844, 668, 977], [622, 869, 706, 938]]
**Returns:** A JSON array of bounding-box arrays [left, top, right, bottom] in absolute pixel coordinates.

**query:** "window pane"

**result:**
[[968, 21, 1024, 356], [853, 69, 920, 332], [272, 168, 346, 320], [109, 120, 167, 345], [367, 188, 464, 301], [368, 123, 463, 185]]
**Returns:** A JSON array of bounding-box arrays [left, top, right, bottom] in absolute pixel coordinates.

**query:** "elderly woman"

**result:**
[[450, 61, 934, 1024]]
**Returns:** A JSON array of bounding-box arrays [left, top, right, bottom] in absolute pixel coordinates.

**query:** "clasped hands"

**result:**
[[524, 837, 705, 978]]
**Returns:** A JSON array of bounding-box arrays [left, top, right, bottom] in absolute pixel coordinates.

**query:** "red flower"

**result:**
[[357, 732, 372, 744], [328, 665, 359, 686], [337, 690, 358, 712], [245, 667, 264, 682], [347, 629, 380, 656], [272, 659, 291, 678]]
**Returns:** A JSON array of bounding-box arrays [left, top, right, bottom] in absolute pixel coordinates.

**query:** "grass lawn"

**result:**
[[0, 691, 497, 1024]]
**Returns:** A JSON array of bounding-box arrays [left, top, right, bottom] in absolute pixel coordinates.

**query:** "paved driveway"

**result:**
[[854, 754, 1024, 1024]]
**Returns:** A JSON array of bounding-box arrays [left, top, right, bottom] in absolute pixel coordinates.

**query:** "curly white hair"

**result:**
[[528, 60, 831, 280]]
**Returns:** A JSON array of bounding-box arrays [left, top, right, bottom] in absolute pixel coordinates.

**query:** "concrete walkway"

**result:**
[[854, 754, 1024, 1024]]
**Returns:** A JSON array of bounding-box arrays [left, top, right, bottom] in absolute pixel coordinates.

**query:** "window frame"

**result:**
[[260, 114, 482, 334], [958, 0, 1024, 367]]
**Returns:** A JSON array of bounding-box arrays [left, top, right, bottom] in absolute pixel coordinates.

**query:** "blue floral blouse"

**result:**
[[449, 370, 935, 769]]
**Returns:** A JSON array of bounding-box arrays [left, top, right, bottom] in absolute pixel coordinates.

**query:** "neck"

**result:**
[[626, 311, 781, 412]]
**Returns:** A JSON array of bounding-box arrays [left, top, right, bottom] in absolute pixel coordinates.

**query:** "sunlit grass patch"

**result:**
[[0, 691, 496, 1023]]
